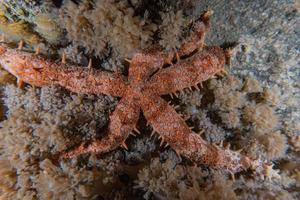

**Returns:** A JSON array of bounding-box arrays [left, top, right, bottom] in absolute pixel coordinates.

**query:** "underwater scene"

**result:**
[[0, 0, 299, 199]]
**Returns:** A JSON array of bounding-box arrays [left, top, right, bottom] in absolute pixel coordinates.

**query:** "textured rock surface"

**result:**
[[194, 0, 299, 125]]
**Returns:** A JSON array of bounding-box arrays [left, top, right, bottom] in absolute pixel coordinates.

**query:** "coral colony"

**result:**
[[0, 11, 278, 177]]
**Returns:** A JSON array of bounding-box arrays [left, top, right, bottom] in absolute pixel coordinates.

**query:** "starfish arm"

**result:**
[[128, 45, 173, 85], [177, 10, 212, 58], [141, 95, 262, 173], [146, 46, 225, 95], [61, 91, 140, 158], [0, 44, 127, 97], [54, 67, 127, 97]]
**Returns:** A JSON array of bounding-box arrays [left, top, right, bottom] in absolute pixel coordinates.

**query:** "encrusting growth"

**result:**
[[0, 11, 277, 176]]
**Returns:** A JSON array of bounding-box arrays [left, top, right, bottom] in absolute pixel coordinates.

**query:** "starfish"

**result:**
[[0, 11, 276, 175]]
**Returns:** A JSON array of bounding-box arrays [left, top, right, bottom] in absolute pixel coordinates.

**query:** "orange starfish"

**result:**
[[0, 11, 276, 175]]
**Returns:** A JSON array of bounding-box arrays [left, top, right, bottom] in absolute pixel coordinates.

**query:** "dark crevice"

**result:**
[[149, 68, 160, 78], [178, 48, 199, 61], [52, 0, 63, 8]]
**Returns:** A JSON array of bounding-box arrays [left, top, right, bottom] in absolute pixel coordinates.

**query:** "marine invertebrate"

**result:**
[[158, 10, 185, 51], [255, 131, 288, 160], [243, 102, 279, 133], [0, 85, 119, 199], [136, 157, 237, 200], [60, 0, 157, 59], [0, 14, 41, 45], [35, 159, 100, 199], [0, 160, 17, 199], [0, 0, 65, 46], [33, 13, 65, 45], [0, 11, 276, 176]]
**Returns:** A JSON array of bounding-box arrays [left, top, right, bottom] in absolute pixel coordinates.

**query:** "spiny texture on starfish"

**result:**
[[0, 11, 277, 175]]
